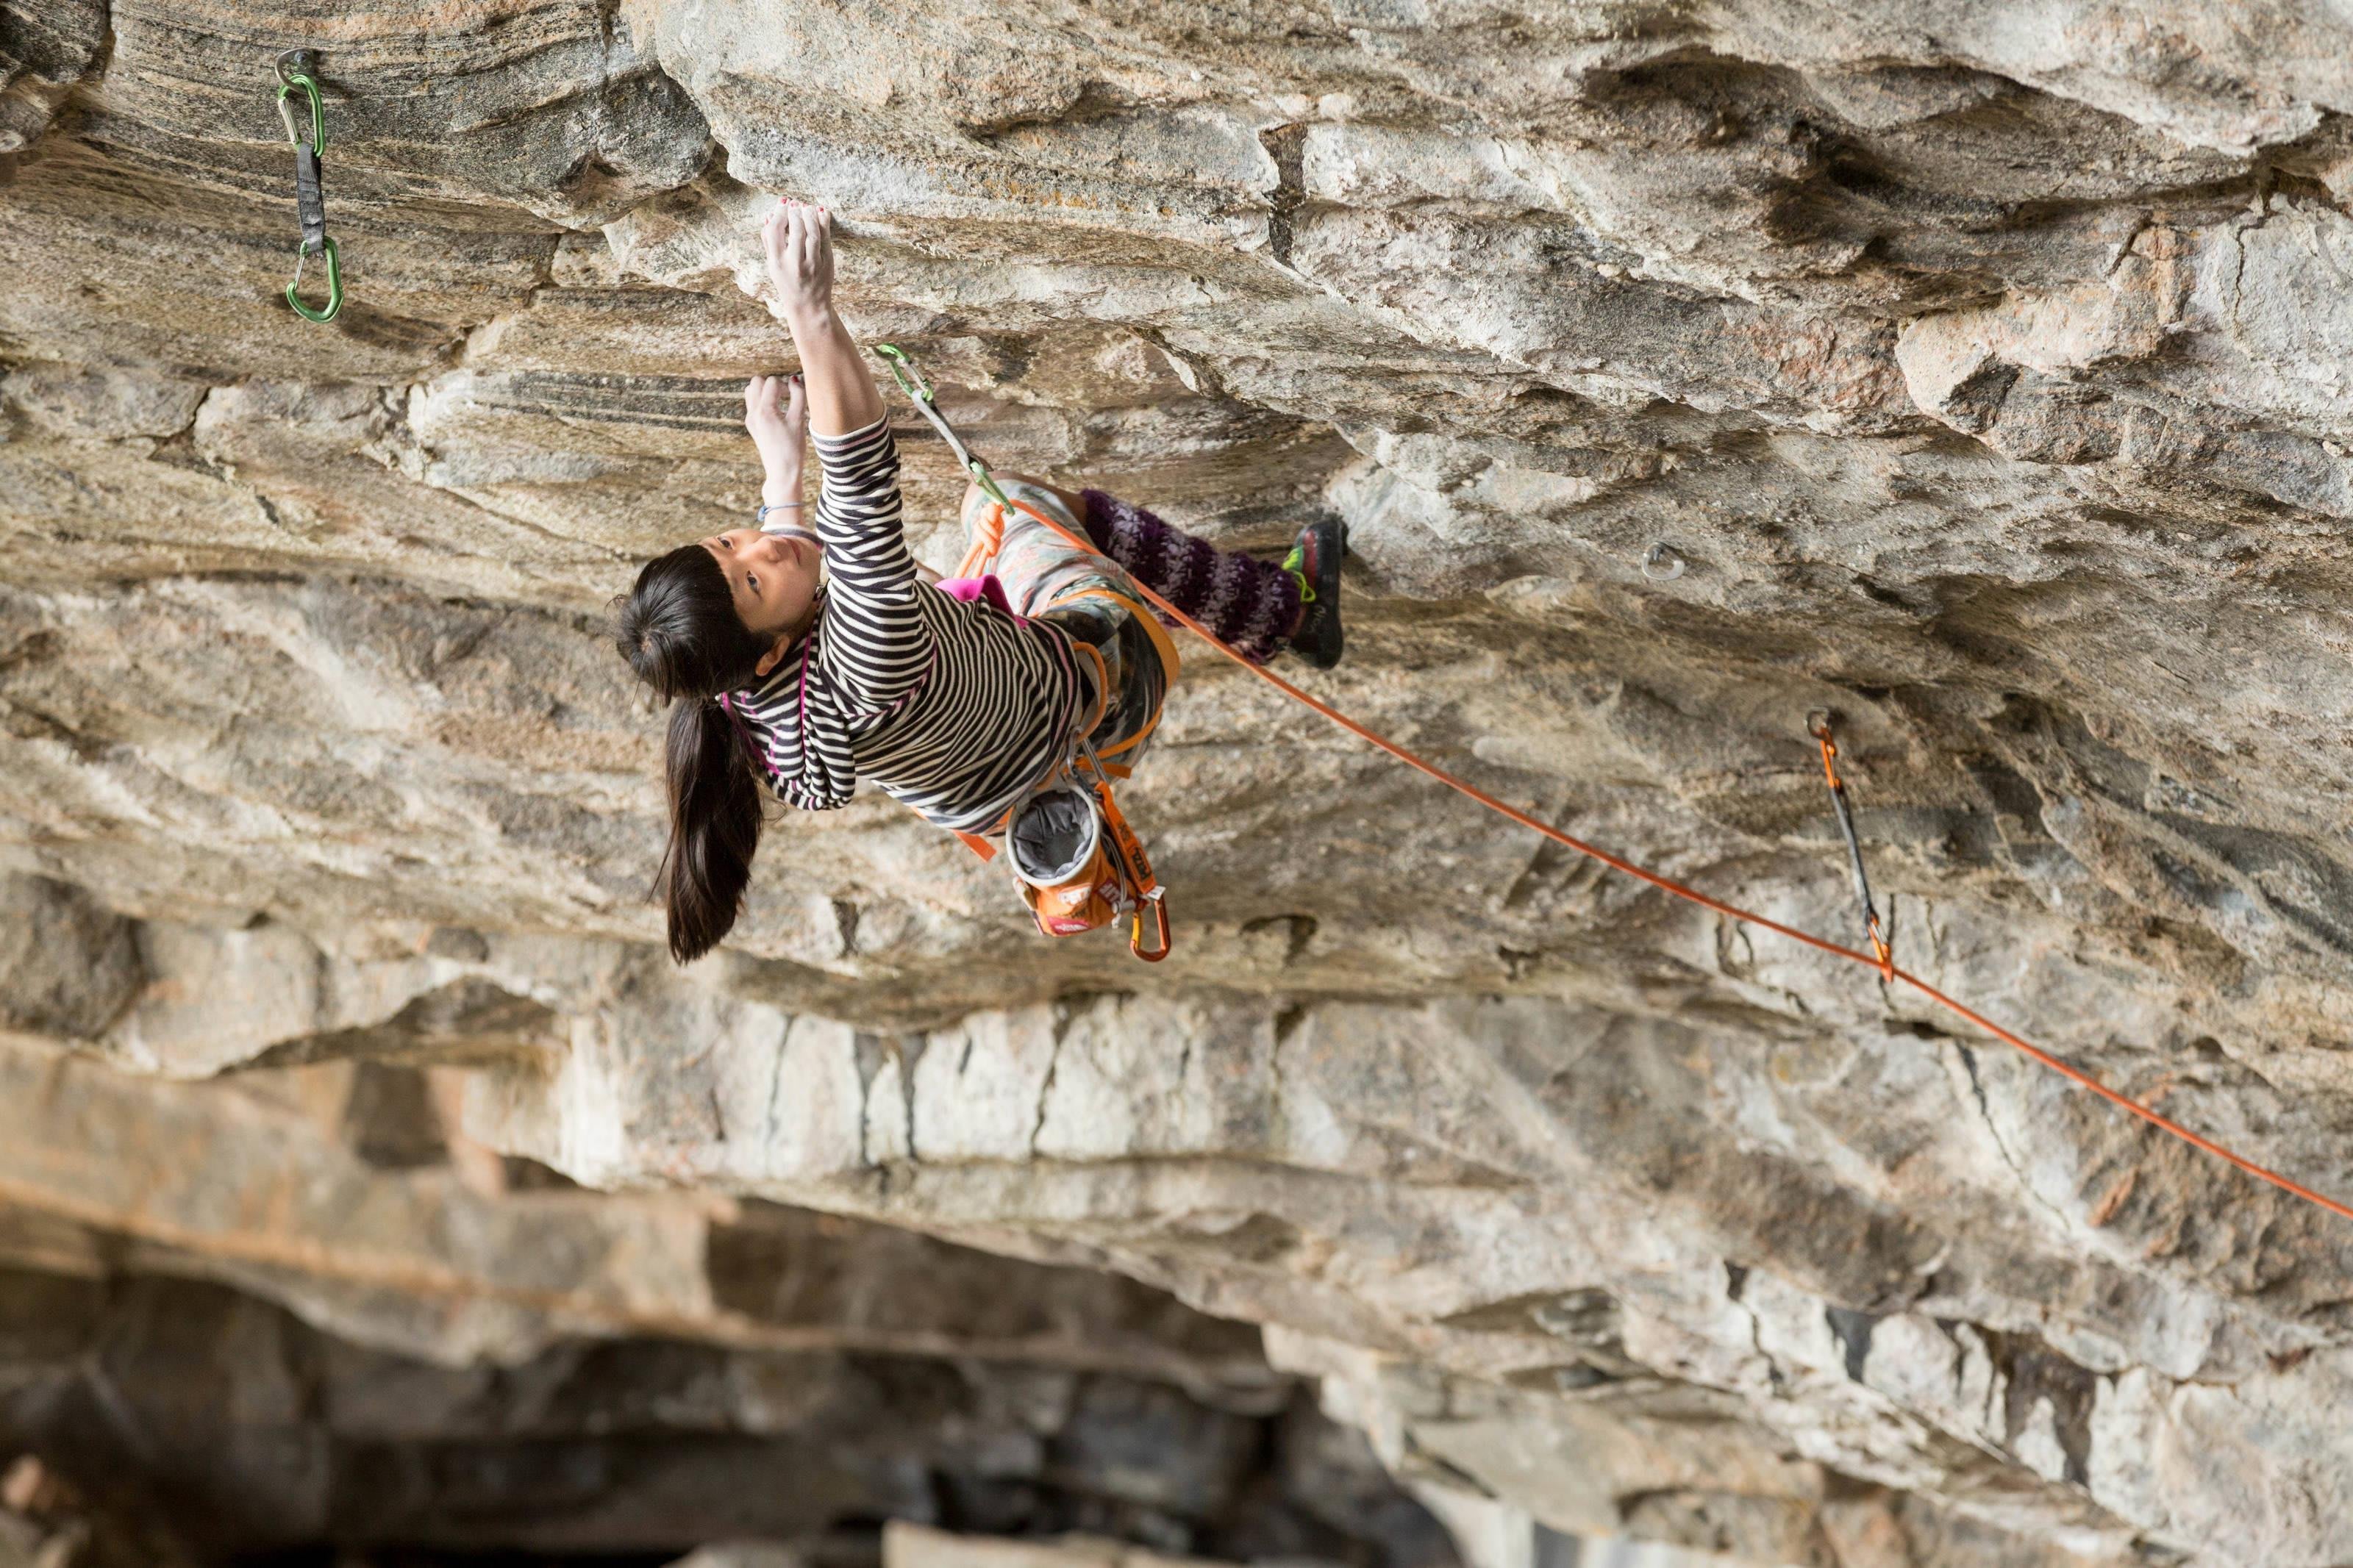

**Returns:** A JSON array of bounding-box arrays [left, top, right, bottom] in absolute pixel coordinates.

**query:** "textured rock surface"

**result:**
[[10, 2, 2353, 1564], [0, 1039, 1449, 1568]]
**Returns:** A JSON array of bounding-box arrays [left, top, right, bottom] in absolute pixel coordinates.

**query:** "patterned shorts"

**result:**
[[960, 480, 1171, 768]]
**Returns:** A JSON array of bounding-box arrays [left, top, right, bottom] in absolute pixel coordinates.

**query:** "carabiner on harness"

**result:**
[[1078, 735, 1173, 963], [274, 50, 342, 323], [1808, 713, 1894, 981], [1131, 887, 1171, 962]]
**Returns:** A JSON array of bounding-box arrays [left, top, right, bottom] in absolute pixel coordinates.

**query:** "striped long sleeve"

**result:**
[[810, 418, 926, 709], [724, 419, 1092, 833]]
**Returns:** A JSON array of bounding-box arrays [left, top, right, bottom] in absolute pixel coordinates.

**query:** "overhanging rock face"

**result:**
[[0, 1038, 1440, 1567], [6, 2, 2353, 1564]]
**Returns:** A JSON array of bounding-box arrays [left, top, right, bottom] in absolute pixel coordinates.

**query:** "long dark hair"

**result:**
[[613, 545, 774, 964]]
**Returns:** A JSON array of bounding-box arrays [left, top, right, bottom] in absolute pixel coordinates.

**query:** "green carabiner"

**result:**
[[287, 235, 342, 323], [277, 73, 325, 152], [967, 460, 1010, 506], [873, 343, 933, 403]]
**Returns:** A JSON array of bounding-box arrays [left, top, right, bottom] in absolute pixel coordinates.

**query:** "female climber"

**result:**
[[614, 198, 1346, 963]]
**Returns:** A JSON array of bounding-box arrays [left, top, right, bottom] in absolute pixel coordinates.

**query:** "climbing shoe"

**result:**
[[1281, 517, 1346, 670]]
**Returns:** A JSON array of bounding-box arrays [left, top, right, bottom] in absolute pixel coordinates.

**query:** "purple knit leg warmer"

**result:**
[[1079, 490, 1300, 665]]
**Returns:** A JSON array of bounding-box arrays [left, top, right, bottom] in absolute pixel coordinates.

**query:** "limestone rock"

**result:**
[[0, 1042, 1440, 1564], [0, 876, 140, 1039], [0, 1258, 1427, 1564], [10, 1, 2353, 1564]]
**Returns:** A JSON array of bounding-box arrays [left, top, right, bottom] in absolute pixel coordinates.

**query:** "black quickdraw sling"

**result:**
[[274, 49, 343, 323], [1808, 712, 1894, 981]]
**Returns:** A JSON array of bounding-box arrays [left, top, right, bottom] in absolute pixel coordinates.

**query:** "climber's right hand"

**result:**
[[744, 371, 804, 469], [762, 197, 835, 321]]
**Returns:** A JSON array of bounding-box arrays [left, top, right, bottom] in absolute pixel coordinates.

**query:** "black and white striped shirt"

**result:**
[[728, 418, 1090, 833]]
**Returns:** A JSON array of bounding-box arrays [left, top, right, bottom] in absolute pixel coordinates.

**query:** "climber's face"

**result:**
[[700, 526, 821, 651]]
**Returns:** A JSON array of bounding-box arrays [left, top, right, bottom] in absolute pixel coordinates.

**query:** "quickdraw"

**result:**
[[876, 343, 1006, 506], [274, 49, 342, 323], [1808, 713, 1894, 981]]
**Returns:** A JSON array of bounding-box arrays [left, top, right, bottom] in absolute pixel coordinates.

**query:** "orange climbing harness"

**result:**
[[938, 509, 1176, 962], [875, 345, 2353, 1223], [873, 345, 1178, 962]]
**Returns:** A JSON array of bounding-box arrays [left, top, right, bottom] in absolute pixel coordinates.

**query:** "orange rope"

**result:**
[[997, 495, 2353, 1225]]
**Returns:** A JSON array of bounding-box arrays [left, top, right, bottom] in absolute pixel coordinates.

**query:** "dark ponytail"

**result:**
[[660, 695, 763, 964], [613, 545, 774, 964]]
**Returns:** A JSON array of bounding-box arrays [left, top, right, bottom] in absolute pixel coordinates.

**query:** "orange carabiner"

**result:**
[[1131, 892, 1171, 962], [1810, 714, 1843, 790]]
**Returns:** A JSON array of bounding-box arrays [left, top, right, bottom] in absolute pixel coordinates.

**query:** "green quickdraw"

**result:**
[[874, 343, 1007, 505], [274, 49, 342, 323]]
